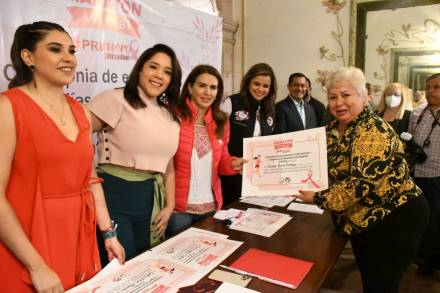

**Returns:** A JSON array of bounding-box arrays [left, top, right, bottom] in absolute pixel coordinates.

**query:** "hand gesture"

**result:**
[[152, 206, 173, 238], [296, 190, 316, 204], [104, 237, 125, 264], [30, 263, 64, 293], [231, 158, 248, 173]]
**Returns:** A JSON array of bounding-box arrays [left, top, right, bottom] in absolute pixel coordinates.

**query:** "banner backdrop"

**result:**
[[0, 0, 222, 103]]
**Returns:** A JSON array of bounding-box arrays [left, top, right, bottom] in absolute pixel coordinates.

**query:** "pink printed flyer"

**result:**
[[242, 127, 328, 196]]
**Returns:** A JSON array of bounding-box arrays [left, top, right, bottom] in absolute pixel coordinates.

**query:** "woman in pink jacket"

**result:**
[[167, 65, 246, 236]]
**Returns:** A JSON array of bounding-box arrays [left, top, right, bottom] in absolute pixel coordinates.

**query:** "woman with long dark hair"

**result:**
[[220, 63, 277, 205], [0, 21, 124, 292], [167, 65, 245, 236], [87, 44, 181, 265]]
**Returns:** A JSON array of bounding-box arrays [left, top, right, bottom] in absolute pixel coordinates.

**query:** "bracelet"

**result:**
[[101, 220, 117, 239], [102, 229, 117, 239]]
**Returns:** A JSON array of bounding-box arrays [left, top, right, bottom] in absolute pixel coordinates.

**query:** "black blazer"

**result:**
[[274, 96, 318, 133]]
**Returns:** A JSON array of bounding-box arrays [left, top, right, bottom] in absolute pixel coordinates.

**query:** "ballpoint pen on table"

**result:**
[[218, 265, 295, 289]]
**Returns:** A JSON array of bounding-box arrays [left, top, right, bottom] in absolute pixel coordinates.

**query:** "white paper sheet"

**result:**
[[229, 208, 292, 237], [68, 230, 242, 292], [242, 127, 328, 196], [240, 195, 294, 208], [215, 282, 260, 293], [287, 202, 324, 214]]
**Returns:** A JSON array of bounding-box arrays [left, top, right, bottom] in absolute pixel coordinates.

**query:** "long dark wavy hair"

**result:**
[[239, 63, 277, 120], [177, 64, 227, 139], [124, 43, 181, 121], [8, 21, 68, 89]]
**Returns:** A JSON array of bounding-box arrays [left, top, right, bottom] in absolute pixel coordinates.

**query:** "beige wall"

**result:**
[[231, 0, 351, 103]]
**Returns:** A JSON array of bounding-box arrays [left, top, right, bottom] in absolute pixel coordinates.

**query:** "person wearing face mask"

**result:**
[[377, 82, 413, 135], [166, 65, 246, 236], [220, 63, 277, 206]]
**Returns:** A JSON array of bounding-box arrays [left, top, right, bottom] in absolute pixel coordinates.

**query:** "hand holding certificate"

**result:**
[[242, 127, 328, 197]]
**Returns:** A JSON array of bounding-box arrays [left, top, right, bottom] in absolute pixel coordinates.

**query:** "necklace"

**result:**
[[39, 94, 67, 126], [26, 85, 67, 126]]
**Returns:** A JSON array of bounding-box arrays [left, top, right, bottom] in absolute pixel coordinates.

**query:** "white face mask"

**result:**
[[385, 95, 401, 108]]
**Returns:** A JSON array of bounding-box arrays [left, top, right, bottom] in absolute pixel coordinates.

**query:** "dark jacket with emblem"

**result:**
[[227, 93, 275, 157], [221, 93, 275, 205]]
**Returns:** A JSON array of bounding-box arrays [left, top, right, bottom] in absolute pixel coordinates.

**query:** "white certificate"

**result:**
[[229, 208, 292, 237], [67, 258, 196, 293], [242, 127, 328, 197], [68, 229, 242, 293]]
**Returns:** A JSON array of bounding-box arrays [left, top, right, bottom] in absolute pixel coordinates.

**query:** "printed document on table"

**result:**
[[229, 208, 291, 237], [287, 202, 324, 214], [67, 230, 242, 292], [242, 127, 328, 196], [240, 195, 294, 208]]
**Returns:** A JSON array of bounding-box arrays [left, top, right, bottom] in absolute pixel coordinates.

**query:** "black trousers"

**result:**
[[220, 174, 242, 206], [415, 176, 440, 270], [350, 195, 429, 293], [97, 172, 154, 266]]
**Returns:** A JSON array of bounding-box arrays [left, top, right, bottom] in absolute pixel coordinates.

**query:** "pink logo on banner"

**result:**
[[67, 6, 140, 38]]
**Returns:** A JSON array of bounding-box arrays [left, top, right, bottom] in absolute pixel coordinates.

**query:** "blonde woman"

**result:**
[[377, 82, 413, 135]]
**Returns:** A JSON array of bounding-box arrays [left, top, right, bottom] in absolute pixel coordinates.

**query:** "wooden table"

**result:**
[[191, 202, 348, 292]]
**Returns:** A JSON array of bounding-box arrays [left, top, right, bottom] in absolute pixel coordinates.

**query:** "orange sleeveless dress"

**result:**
[[0, 88, 101, 291]]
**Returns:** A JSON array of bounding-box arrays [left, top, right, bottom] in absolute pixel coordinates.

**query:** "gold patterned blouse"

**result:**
[[314, 109, 421, 236]]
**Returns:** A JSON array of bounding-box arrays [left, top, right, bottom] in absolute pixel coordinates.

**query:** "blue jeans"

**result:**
[[166, 211, 214, 237]]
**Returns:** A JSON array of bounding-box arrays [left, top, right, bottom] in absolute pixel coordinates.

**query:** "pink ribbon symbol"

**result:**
[[301, 170, 320, 188]]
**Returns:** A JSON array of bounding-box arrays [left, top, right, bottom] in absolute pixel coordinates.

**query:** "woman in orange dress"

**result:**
[[0, 22, 125, 292]]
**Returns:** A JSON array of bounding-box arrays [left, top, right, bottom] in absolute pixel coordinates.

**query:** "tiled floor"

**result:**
[[321, 246, 440, 293]]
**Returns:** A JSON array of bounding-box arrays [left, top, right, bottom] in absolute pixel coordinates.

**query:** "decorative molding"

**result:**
[[319, 0, 347, 66], [316, 0, 348, 91], [350, 0, 440, 70], [373, 19, 440, 83], [223, 20, 239, 44]]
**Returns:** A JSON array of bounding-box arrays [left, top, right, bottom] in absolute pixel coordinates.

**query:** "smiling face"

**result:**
[[287, 76, 308, 101], [138, 52, 172, 98], [189, 73, 219, 113], [22, 30, 77, 87], [249, 74, 271, 101], [328, 80, 365, 127]]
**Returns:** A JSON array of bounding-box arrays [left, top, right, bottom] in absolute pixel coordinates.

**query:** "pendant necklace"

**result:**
[[42, 95, 67, 126]]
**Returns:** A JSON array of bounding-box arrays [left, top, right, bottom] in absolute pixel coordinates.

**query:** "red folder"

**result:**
[[230, 248, 313, 289]]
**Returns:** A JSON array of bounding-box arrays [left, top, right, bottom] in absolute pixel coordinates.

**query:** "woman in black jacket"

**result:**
[[220, 63, 277, 205]]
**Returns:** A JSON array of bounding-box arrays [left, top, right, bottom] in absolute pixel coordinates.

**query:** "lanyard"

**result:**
[[415, 106, 440, 148]]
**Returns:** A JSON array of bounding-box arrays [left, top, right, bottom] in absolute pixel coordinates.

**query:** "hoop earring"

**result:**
[[29, 65, 37, 88]]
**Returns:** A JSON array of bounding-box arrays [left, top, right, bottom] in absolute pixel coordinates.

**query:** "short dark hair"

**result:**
[[9, 21, 68, 88], [239, 63, 277, 120], [288, 72, 308, 85], [427, 73, 440, 84], [124, 43, 181, 121], [178, 64, 227, 138]]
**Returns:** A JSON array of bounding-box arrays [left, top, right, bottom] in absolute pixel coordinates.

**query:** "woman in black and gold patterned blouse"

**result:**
[[297, 67, 429, 293]]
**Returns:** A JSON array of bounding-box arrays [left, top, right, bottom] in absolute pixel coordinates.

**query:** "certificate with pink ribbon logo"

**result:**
[[242, 127, 328, 196]]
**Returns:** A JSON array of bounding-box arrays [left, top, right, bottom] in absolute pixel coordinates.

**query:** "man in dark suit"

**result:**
[[305, 76, 328, 126], [275, 72, 318, 133]]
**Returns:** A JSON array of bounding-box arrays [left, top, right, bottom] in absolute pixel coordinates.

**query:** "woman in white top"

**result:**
[[167, 65, 245, 236]]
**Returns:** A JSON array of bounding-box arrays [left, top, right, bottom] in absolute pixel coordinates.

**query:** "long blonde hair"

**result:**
[[377, 83, 413, 119]]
